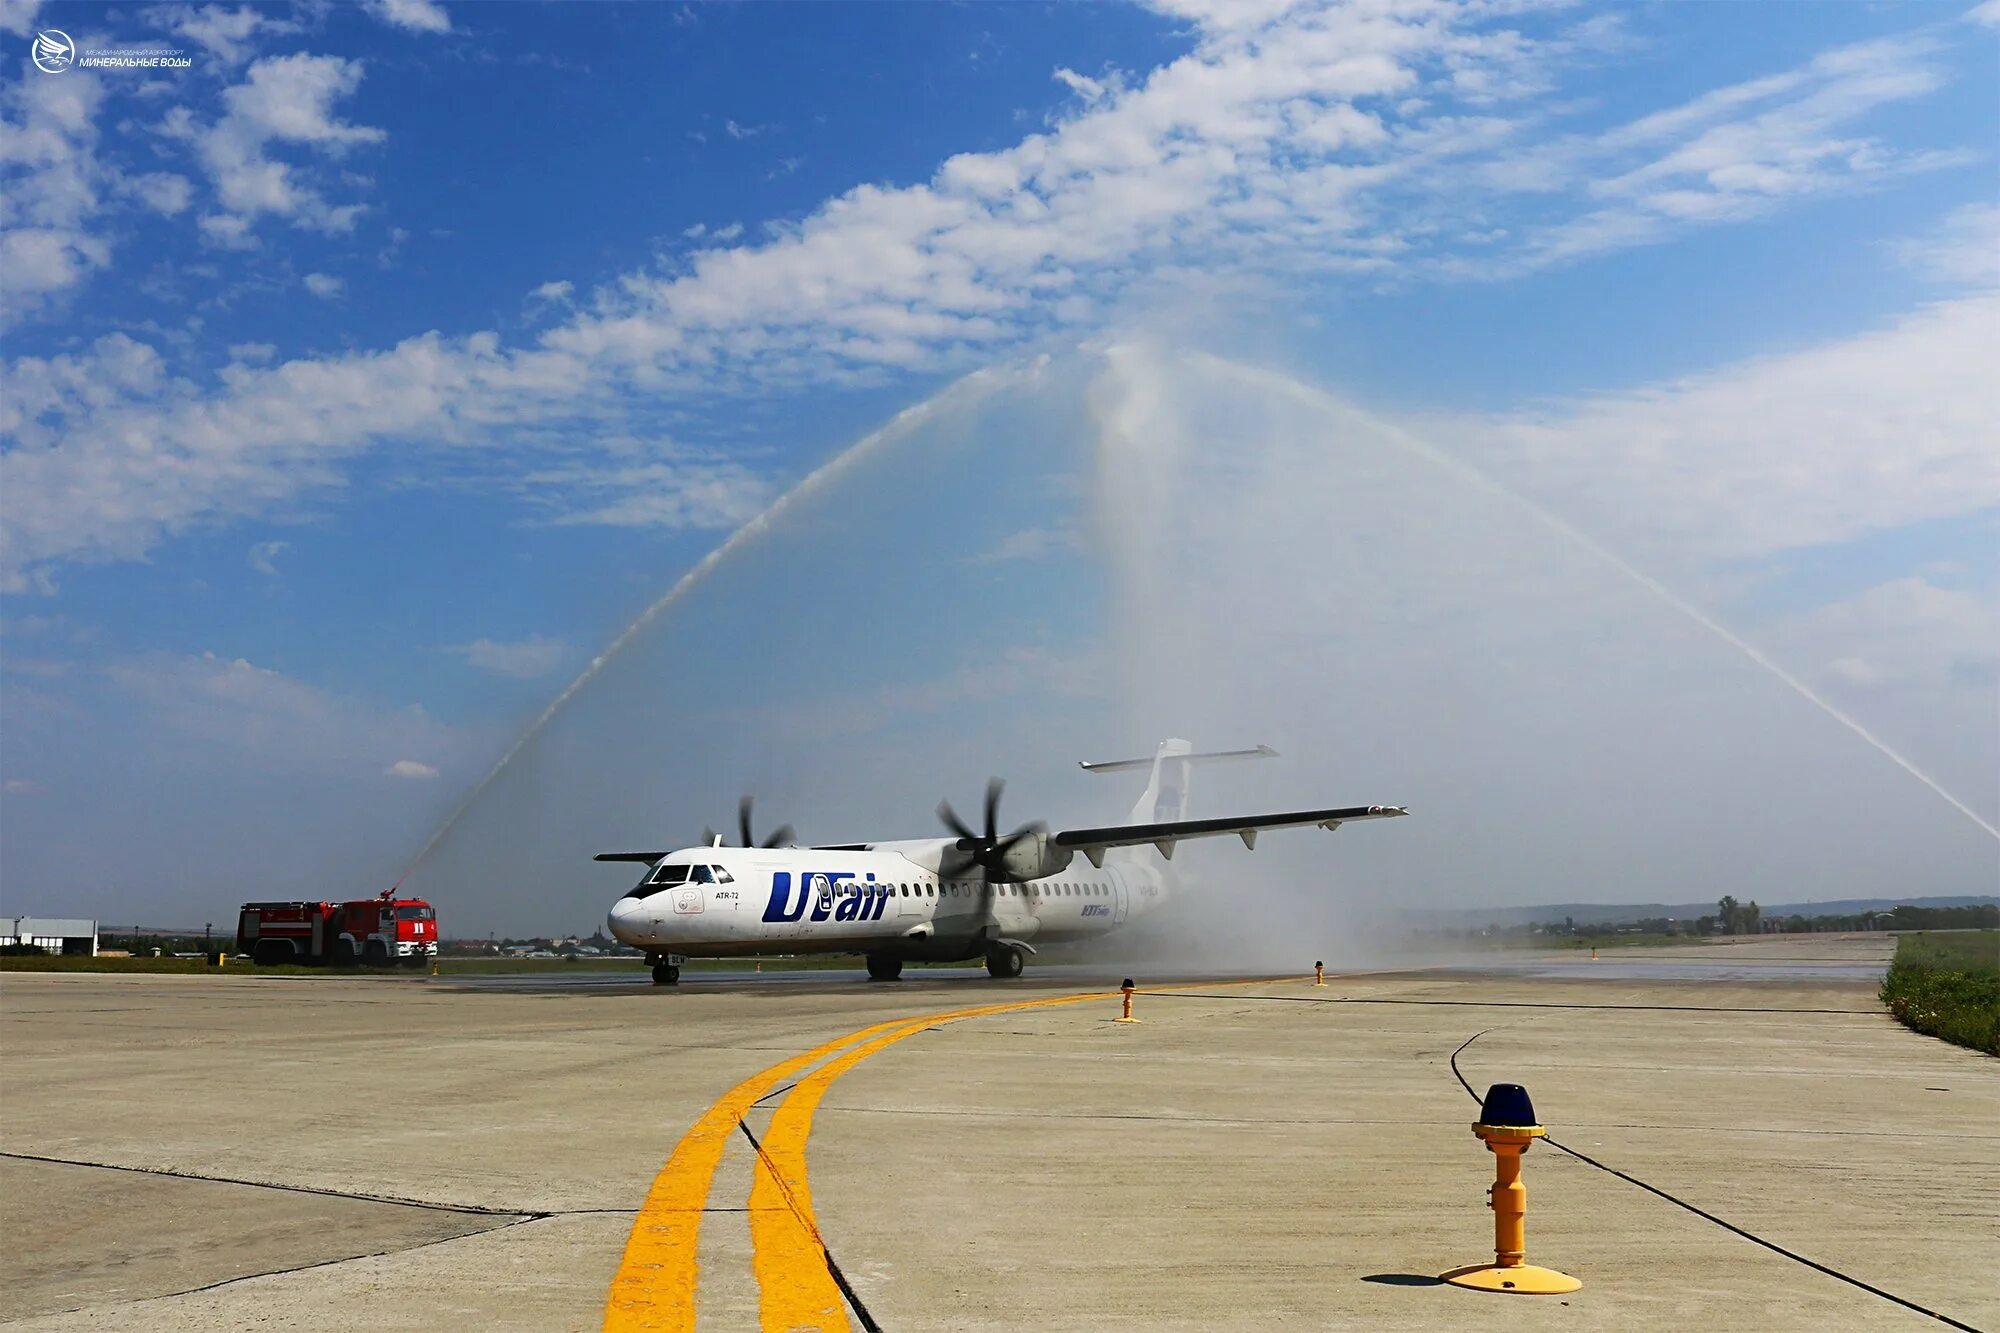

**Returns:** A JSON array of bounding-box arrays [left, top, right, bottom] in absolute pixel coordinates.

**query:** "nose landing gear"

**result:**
[[646, 953, 681, 986]]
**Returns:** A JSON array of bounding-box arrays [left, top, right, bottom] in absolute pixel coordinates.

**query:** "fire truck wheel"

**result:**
[[402, 955, 425, 969], [252, 940, 290, 967], [363, 941, 390, 968], [651, 963, 680, 986], [330, 938, 357, 968]]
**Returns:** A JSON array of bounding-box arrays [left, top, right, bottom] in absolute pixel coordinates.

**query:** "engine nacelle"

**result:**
[[995, 832, 1074, 883]]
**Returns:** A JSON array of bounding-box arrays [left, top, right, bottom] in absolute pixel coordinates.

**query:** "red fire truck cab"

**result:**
[[237, 892, 438, 967]]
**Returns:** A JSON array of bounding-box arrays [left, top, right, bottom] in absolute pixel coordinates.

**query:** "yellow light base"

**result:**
[[1440, 1264, 1581, 1295], [1113, 1016, 1143, 1023]]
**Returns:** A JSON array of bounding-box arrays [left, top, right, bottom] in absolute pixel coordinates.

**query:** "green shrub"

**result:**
[[1881, 932, 2000, 1056]]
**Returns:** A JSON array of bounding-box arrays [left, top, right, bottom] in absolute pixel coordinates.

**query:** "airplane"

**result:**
[[600, 739, 1407, 985]]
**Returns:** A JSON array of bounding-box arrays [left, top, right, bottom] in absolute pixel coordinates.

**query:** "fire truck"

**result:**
[[237, 891, 438, 967]]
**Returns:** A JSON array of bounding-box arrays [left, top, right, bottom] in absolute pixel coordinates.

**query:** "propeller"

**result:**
[[699, 796, 794, 849], [936, 778, 1043, 881]]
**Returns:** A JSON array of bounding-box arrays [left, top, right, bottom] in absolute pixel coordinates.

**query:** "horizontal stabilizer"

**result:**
[[1079, 744, 1277, 774], [593, 851, 668, 864]]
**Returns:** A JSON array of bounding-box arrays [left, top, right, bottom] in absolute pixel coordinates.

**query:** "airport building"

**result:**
[[0, 917, 98, 956]]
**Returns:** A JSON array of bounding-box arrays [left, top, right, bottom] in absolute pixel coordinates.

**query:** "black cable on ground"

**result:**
[[0, 1149, 536, 1217], [1445, 1031, 1985, 1333], [735, 1119, 884, 1333]]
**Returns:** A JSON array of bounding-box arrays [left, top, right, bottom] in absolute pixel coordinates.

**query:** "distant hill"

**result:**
[[1399, 895, 1999, 927]]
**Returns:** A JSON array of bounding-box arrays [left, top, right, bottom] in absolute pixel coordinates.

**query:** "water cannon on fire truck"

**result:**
[[237, 890, 438, 967]]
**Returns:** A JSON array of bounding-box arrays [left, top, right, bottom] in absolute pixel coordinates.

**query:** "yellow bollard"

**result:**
[[1441, 1083, 1581, 1294], [430, 955, 440, 978], [1314, 960, 1326, 987], [1114, 977, 1142, 1023]]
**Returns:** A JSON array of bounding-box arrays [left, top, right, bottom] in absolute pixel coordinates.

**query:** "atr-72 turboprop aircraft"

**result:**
[[601, 740, 1407, 984]]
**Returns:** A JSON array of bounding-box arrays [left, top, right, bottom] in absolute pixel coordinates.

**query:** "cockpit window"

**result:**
[[625, 862, 692, 900], [712, 866, 733, 884], [689, 865, 715, 884]]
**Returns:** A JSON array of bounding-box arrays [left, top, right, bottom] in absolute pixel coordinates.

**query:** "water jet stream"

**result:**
[[397, 360, 1039, 883], [1191, 351, 2000, 844]]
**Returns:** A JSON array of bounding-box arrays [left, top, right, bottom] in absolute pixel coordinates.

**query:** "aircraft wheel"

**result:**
[[652, 963, 680, 986], [984, 945, 1024, 979], [865, 953, 904, 981]]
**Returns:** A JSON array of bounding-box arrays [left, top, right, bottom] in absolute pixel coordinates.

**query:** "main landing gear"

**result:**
[[651, 961, 680, 986], [865, 953, 904, 982], [984, 944, 1025, 979]]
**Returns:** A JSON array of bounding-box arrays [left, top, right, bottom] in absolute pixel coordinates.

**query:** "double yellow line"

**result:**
[[603, 978, 1302, 1331]]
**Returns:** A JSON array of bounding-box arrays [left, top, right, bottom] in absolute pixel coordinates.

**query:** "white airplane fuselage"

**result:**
[[606, 839, 1170, 962]]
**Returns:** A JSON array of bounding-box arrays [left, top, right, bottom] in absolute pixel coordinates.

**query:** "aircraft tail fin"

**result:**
[[1080, 740, 1277, 824]]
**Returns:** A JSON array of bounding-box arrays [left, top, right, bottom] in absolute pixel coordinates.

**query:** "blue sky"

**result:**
[[2, 0, 1994, 934]]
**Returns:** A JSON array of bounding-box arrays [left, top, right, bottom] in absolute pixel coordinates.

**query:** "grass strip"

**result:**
[[1880, 930, 1999, 1056]]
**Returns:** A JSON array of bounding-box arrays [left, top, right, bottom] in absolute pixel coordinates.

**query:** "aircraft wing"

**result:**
[[593, 851, 669, 864], [1053, 805, 1407, 867]]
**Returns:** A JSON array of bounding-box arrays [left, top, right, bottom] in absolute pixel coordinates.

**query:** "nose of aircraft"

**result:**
[[607, 896, 649, 947]]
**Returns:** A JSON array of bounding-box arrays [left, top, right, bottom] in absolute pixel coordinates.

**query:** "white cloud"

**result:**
[[196, 211, 255, 248], [527, 459, 772, 530], [968, 526, 1077, 564], [0, 71, 110, 320], [1053, 67, 1108, 104], [1969, 0, 2000, 27], [385, 758, 440, 779], [365, 0, 451, 33], [1891, 202, 2000, 287], [228, 341, 275, 362], [149, 4, 300, 65], [303, 271, 344, 298], [122, 171, 193, 216], [1446, 293, 2000, 566], [246, 539, 289, 575], [0, 0, 41, 38], [1774, 576, 2000, 693], [1491, 35, 1967, 270], [174, 54, 385, 240], [103, 651, 457, 779], [529, 279, 573, 304], [446, 635, 570, 680]]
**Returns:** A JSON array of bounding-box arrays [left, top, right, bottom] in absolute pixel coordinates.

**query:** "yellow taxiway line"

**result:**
[[605, 977, 1305, 1332], [603, 1014, 919, 1331]]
